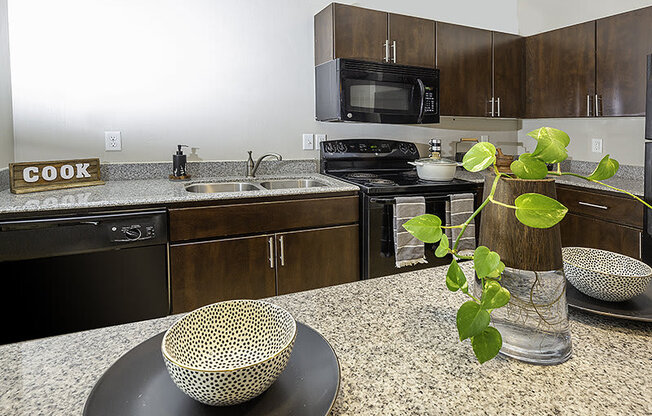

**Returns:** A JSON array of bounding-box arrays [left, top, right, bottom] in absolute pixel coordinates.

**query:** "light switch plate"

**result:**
[[591, 138, 603, 153], [302, 133, 314, 150], [105, 131, 122, 151]]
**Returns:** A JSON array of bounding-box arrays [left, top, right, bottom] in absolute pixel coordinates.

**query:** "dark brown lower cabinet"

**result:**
[[277, 225, 359, 295], [560, 213, 641, 259], [170, 235, 277, 314]]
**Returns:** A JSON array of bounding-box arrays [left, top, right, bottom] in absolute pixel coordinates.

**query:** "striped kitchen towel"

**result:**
[[445, 193, 476, 255], [394, 196, 428, 268]]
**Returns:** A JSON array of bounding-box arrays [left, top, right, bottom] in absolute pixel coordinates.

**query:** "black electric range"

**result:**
[[320, 138, 478, 279]]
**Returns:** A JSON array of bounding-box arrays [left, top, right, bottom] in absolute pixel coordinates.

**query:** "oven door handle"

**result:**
[[370, 196, 451, 205], [416, 78, 425, 124]]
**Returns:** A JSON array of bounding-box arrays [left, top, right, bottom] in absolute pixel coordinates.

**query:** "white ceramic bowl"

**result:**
[[562, 247, 652, 302], [161, 300, 296, 406]]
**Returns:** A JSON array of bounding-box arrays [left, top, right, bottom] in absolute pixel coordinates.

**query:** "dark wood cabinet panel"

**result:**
[[596, 6, 652, 116], [332, 3, 388, 64], [437, 22, 492, 117], [169, 196, 359, 242], [388, 13, 435, 68], [560, 213, 641, 259], [525, 22, 596, 118], [277, 225, 359, 295], [170, 235, 277, 313], [493, 32, 524, 118], [556, 185, 643, 229]]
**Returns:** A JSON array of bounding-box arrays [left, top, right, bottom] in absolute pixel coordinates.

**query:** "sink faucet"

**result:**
[[246, 151, 283, 178]]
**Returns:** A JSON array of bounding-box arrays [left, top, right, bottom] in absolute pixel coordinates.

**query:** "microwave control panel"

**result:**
[[424, 89, 437, 114]]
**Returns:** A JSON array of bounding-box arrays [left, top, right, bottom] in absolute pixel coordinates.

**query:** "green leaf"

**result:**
[[435, 234, 449, 257], [402, 214, 443, 243], [473, 246, 501, 279], [486, 261, 505, 279], [471, 327, 502, 364], [481, 281, 511, 309], [528, 127, 570, 164], [510, 153, 549, 179], [587, 154, 620, 180], [462, 142, 497, 172], [456, 301, 491, 341], [514, 193, 568, 228], [446, 259, 468, 293]]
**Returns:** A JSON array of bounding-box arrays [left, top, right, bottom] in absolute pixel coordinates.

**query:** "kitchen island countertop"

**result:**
[[0, 262, 649, 415]]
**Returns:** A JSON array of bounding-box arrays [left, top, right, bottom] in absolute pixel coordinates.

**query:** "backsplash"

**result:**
[[0, 168, 8, 191], [100, 159, 318, 181]]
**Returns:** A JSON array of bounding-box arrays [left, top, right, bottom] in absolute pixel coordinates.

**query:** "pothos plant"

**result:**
[[403, 127, 652, 364]]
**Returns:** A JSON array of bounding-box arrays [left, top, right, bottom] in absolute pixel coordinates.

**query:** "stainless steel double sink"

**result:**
[[185, 179, 328, 193]]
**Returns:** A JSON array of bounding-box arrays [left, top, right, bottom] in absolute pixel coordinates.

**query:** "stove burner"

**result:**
[[345, 173, 378, 179], [365, 178, 397, 186], [400, 170, 418, 177]]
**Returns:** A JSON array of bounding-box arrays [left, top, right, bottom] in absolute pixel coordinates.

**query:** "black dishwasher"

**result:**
[[0, 209, 169, 344]]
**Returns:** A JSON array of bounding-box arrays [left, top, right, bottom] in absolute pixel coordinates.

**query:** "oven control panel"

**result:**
[[321, 139, 418, 158]]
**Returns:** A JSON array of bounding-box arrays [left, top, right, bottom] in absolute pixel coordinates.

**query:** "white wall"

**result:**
[[8, 0, 519, 163], [0, 0, 13, 168], [517, 0, 652, 36], [517, 0, 652, 166]]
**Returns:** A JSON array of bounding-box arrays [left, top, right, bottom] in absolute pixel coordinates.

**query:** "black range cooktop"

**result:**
[[328, 170, 477, 195]]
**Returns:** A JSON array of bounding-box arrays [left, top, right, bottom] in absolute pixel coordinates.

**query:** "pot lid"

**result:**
[[414, 156, 458, 166]]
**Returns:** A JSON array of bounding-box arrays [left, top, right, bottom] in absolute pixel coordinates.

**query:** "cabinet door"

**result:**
[[560, 213, 641, 259], [597, 7, 652, 116], [493, 32, 524, 118], [333, 4, 388, 64], [388, 13, 435, 68], [437, 22, 492, 116], [170, 235, 277, 313], [276, 225, 359, 295], [525, 21, 596, 118]]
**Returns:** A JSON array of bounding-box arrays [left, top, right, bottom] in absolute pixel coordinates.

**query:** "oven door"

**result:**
[[340, 69, 425, 124], [363, 194, 454, 279]]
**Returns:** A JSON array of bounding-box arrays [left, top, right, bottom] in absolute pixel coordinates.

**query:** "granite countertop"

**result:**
[[1, 262, 649, 415], [455, 169, 644, 197], [0, 173, 358, 216]]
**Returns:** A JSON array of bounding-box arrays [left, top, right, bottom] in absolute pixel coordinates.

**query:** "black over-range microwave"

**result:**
[[315, 58, 439, 124]]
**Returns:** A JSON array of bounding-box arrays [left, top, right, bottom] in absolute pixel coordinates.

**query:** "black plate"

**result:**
[[84, 322, 340, 416], [566, 281, 652, 322]]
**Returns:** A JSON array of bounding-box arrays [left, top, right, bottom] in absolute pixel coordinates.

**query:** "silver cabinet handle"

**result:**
[[489, 97, 494, 117], [279, 235, 285, 266], [496, 97, 501, 117], [595, 94, 599, 117], [268, 236, 275, 269], [586, 94, 592, 117], [392, 40, 396, 63], [578, 201, 608, 210], [383, 40, 389, 62]]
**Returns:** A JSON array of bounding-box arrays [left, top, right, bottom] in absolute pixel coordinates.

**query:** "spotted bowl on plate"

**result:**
[[161, 300, 296, 406], [562, 247, 652, 302]]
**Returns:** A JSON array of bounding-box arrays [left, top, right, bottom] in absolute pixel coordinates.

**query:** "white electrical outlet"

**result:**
[[105, 131, 122, 151], [591, 138, 603, 153], [315, 134, 327, 146], [302, 133, 314, 150]]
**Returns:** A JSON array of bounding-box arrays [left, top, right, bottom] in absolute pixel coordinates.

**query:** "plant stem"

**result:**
[[452, 173, 502, 252], [550, 172, 652, 210], [441, 225, 465, 229], [488, 197, 517, 209]]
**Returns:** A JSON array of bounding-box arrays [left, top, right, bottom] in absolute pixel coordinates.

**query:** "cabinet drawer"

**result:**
[[560, 213, 641, 259], [556, 186, 643, 229], [169, 196, 359, 242]]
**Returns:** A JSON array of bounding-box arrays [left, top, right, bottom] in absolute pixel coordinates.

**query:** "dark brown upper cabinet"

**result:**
[[493, 32, 525, 118], [596, 6, 652, 116], [387, 13, 435, 68], [437, 22, 492, 117], [525, 22, 596, 118], [314, 3, 435, 68]]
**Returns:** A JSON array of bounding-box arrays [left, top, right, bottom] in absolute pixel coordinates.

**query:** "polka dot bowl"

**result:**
[[161, 300, 296, 406], [562, 247, 652, 302]]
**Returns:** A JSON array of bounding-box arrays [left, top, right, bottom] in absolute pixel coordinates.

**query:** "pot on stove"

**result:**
[[408, 156, 459, 181]]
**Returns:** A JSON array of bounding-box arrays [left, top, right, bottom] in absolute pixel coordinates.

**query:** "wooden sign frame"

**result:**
[[9, 158, 105, 194]]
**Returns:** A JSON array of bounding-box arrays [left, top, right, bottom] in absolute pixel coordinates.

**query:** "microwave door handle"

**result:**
[[416, 78, 425, 123]]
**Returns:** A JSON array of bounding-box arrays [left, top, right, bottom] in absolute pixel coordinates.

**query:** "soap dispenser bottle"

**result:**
[[171, 145, 191, 179]]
